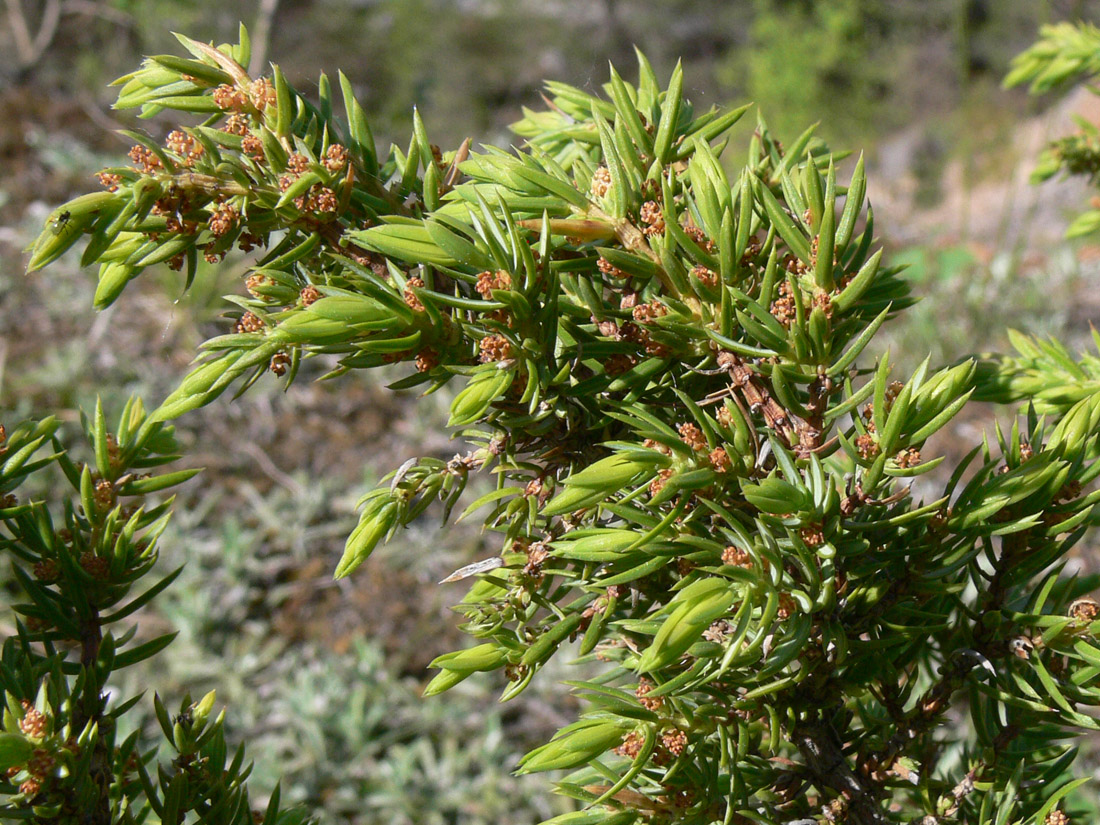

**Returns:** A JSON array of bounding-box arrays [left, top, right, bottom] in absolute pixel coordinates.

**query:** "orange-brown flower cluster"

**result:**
[[650, 467, 674, 498], [223, 113, 251, 136], [855, 433, 879, 460], [800, 524, 825, 548], [248, 77, 277, 111], [19, 702, 48, 738], [94, 479, 115, 511], [26, 749, 54, 779], [203, 246, 227, 264], [294, 185, 338, 213], [479, 334, 513, 362], [594, 317, 619, 338], [415, 348, 440, 373], [152, 196, 186, 226], [590, 166, 612, 198], [1045, 810, 1069, 825], [884, 380, 904, 408], [722, 545, 752, 568], [269, 352, 291, 376], [894, 448, 921, 469], [9, 740, 61, 796], [33, 559, 59, 582], [236, 311, 265, 333], [403, 276, 425, 311], [166, 130, 204, 166], [79, 551, 110, 581], [810, 234, 837, 271], [661, 728, 688, 757], [614, 731, 646, 759], [691, 264, 719, 288], [213, 83, 250, 112], [777, 593, 797, 620], [636, 678, 664, 711], [162, 208, 199, 234], [812, 289, 834, 318], [709, 447, 731, 473], [106, 433, 120, 470], [300, 284, 323, 306], [323, 144, 349, 173], [618, 320, 669, 358], [286, 153, 311, 175], [597, 257, 626, 279], [207, 202, 239, 237], [741, 234, 762, 265], [632, 300, 668, 323], [644, 336, 671, 357], [683, 223, 716, 252], [678, 423, 706, 451], [96, 171, 122, 192], [770, 280, 797, 328], [241, 133, 264, 161], [245, 273, 275, 297], [639, 200, 664, 236], [128, 144, 163, 174], [476, 269, 511, 298], [783, 253, 808, 275]]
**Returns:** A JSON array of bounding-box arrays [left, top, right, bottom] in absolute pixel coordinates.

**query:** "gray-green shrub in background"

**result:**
[[9, 21, 1100, 824]]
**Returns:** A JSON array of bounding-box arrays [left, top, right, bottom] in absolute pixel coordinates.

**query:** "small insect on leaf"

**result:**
[[52, 211, 72, 234]]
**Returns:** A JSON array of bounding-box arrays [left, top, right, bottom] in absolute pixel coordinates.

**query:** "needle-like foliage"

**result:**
[[18, 23, 1100, 825], [0, 399, 310, 823]]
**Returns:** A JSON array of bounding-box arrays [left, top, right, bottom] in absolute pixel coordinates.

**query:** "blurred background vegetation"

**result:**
[[4, 0, 1100, 821]]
